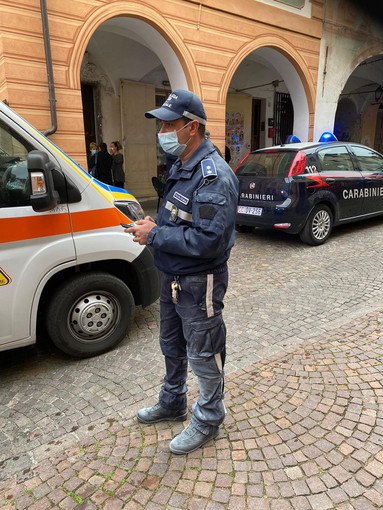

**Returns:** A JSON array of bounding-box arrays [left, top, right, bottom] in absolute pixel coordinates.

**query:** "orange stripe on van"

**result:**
[[70, 208, 126, 232], [1, 208, 129, 244], [1, 213, 72, 243]]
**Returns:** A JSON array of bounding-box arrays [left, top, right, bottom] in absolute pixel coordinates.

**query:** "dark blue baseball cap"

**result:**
[[145, 89, 207, 125]]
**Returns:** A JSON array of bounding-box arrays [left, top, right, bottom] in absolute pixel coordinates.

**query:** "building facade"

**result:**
[[0, 0, 382, 197]]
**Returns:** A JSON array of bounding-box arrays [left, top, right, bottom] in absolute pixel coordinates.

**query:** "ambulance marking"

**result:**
[[0, 208, 127, 243], [0, 267, 11, 286]]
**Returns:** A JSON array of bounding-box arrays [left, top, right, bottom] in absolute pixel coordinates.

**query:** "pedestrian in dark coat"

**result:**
[[109, 141, 125, 188], [96, 142, 113, 185]]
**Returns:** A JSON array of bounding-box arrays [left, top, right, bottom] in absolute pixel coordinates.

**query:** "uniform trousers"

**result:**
[[158, 268, 228, 434]]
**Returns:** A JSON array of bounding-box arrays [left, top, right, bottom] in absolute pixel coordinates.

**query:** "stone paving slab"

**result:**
[[1, 307, 383, 509]]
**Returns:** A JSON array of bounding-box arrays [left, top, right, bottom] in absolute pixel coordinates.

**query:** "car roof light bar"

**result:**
[[285, 135, 301, 143], [319, 132, 338, 142]]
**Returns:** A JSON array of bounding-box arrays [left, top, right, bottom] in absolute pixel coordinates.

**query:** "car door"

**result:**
[[316, 145, 364, 220], [350, 144, 383, 215]]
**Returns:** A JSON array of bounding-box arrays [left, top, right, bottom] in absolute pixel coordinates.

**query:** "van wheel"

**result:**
[[236, 224, 254, 233], [46, 272, 135, 358], [299, 205, 333, 246]]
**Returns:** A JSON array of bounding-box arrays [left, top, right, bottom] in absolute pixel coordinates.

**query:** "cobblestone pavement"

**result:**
[[1, 204, 383, 508]]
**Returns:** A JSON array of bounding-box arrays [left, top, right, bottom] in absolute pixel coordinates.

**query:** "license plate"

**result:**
[[237, 205, 263, 216]]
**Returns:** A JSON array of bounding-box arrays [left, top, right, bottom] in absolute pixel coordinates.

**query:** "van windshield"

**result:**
[[236, 151, 297, 177], [0, 119, 33, 207]]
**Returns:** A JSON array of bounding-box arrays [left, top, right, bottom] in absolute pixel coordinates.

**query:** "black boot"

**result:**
[[137, 403, 188, 424]]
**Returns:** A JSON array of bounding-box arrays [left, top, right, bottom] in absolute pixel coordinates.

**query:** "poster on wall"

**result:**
[[225, 111, 248, 168]]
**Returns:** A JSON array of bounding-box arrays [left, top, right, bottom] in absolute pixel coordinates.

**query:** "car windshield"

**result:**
[[236, 151, 297, 177]]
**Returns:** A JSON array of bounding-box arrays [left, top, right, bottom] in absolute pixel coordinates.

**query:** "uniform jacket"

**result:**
[[147, 139, 239, 275]]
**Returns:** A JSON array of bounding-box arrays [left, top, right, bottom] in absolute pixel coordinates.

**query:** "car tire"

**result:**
[[299, 204, 333, 246], [236, 224, 254, 233], [46, 271, 135, 358]]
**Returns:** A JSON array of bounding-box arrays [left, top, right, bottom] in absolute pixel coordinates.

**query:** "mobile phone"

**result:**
[[120, 222, 135, 229]]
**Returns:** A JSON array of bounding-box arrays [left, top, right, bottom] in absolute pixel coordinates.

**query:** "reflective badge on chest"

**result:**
[[173, 191, 189, 206]]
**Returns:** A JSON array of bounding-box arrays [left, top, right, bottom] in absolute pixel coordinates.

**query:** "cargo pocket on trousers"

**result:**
[[186, 314, 226, 358]]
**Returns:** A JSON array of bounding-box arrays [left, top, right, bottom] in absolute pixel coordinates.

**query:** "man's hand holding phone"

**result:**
[[121, 217, 156, 245]]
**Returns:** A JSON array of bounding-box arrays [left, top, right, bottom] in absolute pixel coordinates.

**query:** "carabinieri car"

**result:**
[[235, 135, 383, 245]]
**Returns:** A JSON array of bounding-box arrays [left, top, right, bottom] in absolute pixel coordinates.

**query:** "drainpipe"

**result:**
[[40, 0, 57, 136]]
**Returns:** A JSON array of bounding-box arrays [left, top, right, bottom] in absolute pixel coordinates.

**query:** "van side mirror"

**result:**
[[28, 150, 59, 211]]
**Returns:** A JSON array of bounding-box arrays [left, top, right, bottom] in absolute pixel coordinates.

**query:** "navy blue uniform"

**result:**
[[147, 139, 239, 434], [147, 140, 238, 273]]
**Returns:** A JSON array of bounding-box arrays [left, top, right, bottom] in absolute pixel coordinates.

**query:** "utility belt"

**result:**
[[162, 262, 227, 278]]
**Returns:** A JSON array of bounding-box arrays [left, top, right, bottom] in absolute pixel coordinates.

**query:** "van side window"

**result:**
[[317, 146, 353, 172], [0, 119, 33, 208], [351, 145, 383, 173]]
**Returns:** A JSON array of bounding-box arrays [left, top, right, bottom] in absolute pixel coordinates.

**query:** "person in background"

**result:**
[[88, 142, 98, 177], [225, 145, 231, 164], [109, 141, 124, 188], [96, 142, 113, 185], [126, 89, 239, 455]]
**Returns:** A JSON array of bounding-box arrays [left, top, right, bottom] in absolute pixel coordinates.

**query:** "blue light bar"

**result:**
[[319, 132, 338, 142], [285, 135, 301, 143]]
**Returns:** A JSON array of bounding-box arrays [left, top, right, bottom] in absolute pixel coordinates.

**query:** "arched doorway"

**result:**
[[79, 17, 189, 197], [226, 46, 311, 169], [334, 55, 383, 149]]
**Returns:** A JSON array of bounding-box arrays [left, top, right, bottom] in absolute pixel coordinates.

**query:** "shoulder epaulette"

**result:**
[[201, 158, 217, 180]]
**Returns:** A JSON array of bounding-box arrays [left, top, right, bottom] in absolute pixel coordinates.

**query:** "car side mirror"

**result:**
[[28, 150, 59, 212]]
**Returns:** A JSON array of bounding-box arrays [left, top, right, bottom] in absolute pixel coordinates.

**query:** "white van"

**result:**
[[0, 101, 160, 358]]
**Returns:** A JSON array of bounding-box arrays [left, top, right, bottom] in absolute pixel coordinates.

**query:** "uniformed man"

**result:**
[[126, 89, 239, 454]]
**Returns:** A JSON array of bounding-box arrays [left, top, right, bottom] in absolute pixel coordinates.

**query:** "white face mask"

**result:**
[[157, 122, 192, 156]]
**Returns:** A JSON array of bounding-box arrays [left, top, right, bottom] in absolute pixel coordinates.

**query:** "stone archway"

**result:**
[[221, 37, 315, 165], [66, 2, 200, 193], [68, 2, 198, 93]]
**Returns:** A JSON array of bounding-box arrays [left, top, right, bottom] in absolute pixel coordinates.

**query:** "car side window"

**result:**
[[317, 146, 354, 172], [351, 145, 383, 173], [0, 119, 33, 208]]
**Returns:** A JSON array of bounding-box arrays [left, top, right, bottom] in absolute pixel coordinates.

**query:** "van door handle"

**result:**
[[325, 178, 335, 183]]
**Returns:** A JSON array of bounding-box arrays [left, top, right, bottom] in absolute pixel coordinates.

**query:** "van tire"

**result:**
[[299, 205, 333, 246], [46, 272, 135, 358]]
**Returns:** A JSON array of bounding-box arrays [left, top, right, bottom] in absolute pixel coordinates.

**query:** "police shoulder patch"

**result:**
[[201, 159, 217, 179]]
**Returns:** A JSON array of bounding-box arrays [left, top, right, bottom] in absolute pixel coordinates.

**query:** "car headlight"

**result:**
[[114, 200, 145, 221]]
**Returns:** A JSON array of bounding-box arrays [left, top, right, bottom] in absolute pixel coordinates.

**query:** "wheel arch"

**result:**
[[308, 197, 338, 227], [36, 258, 151, 340]]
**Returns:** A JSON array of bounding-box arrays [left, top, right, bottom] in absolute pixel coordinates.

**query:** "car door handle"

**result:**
[[325, 178, 335, 183]]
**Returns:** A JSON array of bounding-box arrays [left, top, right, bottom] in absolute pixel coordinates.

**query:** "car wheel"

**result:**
[[299, 205, 333, 246], [46, 271, 134, 358], [236, 224, 254, 233]]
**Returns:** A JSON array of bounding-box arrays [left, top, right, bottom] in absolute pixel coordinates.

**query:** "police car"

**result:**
[[235, 134, 383, 245]]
